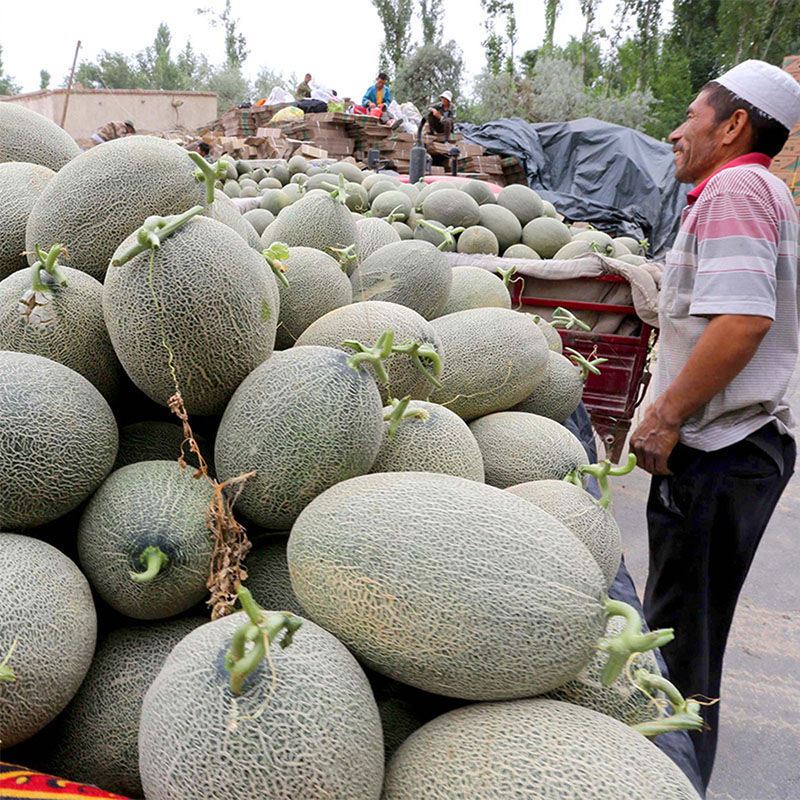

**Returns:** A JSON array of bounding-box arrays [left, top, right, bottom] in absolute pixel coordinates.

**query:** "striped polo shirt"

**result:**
[[657, 152, 799, 450]]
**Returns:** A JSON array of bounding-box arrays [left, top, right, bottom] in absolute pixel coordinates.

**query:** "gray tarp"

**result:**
[[457, 117, 693, 259]]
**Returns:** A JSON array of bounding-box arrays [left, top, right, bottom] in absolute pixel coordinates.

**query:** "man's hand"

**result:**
[[431, 108, 442, 119], [630, 404, 681, 475]]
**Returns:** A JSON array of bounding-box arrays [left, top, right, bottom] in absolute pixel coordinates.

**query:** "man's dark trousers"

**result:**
[[427, 112, 453, 139], [644, 422, 795, 789]]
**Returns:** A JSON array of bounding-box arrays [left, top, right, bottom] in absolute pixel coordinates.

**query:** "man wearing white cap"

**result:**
[[631, 60, 800, 787], [427, 91, 454, 142]]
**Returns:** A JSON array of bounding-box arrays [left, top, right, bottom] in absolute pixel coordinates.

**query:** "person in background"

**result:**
[[427, 90, 454, 142], [362, 73, 391, 115], [92, 120, 135, 145], [197, 141, 213, 163], [296, 73, 312, 100], [629, 59, 800, 790]]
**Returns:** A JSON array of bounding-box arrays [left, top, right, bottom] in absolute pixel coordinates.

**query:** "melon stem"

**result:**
[[188, 152, 228, 205], [630, 669, 705, 736], [320, 173, 349, 205], [564, 347, 608, 380], [391, 340, 443, 388], [598, 598, 674, 686], [330, 244, 357, 271], [498, 265, 516, 287], [384, 396, 430, 439], [342, 329, 395, 385], [130, 546, 169, 584], [262, 242, 291, 288], [551, 306, 591, 331], [30, 244, 69, 293], [0, 637, 19, 682], [569, 454, 637, 509], [111, 205, 204, 267], [416, 219, 464, 250]]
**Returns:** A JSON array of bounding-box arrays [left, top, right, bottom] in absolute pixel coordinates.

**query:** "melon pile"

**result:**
[[0, 107, 701, 800]]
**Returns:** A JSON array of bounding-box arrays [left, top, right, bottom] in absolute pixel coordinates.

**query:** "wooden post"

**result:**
[[60, 40, 81, 129]]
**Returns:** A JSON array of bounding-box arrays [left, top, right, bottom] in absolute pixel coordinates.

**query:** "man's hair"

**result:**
[[305, 73, 311, 80], [198, 141, 210, 155], [377, 72, 389, 82], [702, 81, 790, 158]]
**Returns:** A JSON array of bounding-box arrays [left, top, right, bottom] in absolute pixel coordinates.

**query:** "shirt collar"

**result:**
[[687, 152, 772, 204]]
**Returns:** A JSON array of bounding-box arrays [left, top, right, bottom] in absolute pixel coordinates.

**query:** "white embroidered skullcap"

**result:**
[[714, 59, 800, 131]]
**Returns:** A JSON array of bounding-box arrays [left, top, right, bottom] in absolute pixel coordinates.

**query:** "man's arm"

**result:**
[[630, 313, 772, 474]]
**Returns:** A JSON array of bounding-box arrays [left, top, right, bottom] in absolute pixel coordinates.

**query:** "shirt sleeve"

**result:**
[[689, 189, 779, 320]]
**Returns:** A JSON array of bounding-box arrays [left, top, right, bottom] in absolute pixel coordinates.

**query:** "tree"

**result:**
[[253, 66, 287, 101], [715, 0, 800, 69], [372, 0, 414, 77], [207, 63, 250, 113], [0, 45, 21, 96], [578, 0, 602, 83], [647, 38, 694, 139], [480, 1, 517, 74], [543, 0, 561, 51], [74, 51, 140, 89], [40, 70, 51, 90], [137, 23, 187, 89], [419, 0, 443, 45], [615, 0, 662, 90], [198, 0, 248, 68], [394, 42, 463, 111]]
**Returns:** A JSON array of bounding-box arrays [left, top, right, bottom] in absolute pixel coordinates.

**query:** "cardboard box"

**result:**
[[297, 143, 328, 158]]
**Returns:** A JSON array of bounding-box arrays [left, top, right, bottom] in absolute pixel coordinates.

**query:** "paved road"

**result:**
[[611, 370, 800, 800]]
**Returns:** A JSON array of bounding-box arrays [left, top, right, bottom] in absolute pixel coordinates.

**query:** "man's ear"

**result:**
[[721, 108, 751, 146]]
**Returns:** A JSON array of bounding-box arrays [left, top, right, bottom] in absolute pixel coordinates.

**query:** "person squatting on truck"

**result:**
[[92, 120, 135, 145]]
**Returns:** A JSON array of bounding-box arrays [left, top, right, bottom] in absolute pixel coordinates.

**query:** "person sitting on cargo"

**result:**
[[296, 73, 312, 100], [92, 120, 135, 146], [362, 73, 392, 114], [427, 91, 454, 143]]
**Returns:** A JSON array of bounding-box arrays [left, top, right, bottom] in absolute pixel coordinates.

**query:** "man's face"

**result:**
[[377, 77, 386, 88], [441, 97, 450, 109], [305, 74, 311, 82], [669, 89, 729, 184]]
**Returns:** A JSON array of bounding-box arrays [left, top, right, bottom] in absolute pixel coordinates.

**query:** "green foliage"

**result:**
[[0, 45, 20, 96], [543, 0, 561, 50], [198, 0, 248, 68], [39, 70, 51, 90], [395, 42, 463, 112], [74, 51, 141, 89], [480, 0, 517, 74], [715, 0, 800, 69], [207, 63, 251, 113], [253, 67, 288, 101], [372, 0, 414, 76], [419, 0, 443, 45]]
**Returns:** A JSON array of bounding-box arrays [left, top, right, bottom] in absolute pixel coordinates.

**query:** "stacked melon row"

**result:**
[[0, 104, 699, 800]]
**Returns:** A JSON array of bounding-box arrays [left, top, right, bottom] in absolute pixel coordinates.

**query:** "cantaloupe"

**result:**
[[115, 421, 209, 471], [243, 534, 305, 615], [275, 246, 353, 348], [243, 207, 275, 235], [619, 253, 646, 266], [0, 162, 55, 279], [383, 699, 701, 799], [429, 308, 549, 420], [0, 534, 96, 747], [506, 479, 621, 586], [295, 301, 443, 401], [26, 136, 207, 280], [104, 215, 279, 416], [0, 103, 81, 170], [367, 178, 401, 204], [350, 240, 452, 320], [421, 189, 480, 228], [0, 351, 117, 529], [413, 218, 455, 251], [77, 460, 216, 619], [511, 349, 584, 421], [371, 189, 412, 221], [215, 346, 384, 529], [496, 184, 544, 225], [223, 178, 241, 197], [502, 242, 540, 259], [345, 181, 370, 212], [288, 173, 307, 186], [139, 611, 384, 800], [573, 228, 614, 252], [269, 162, 291, 185], [356, 217, 401, 269], [0, 261, 122, 401], [397, 182, 420, 206], [616, 235, 643, 254], [414, 180, 453, 210], [554, 239, 593, 259], [204, 189, 261, 248], [288, 154, 309, 175], [477, 203, 522, 252], [534, 315, 563, 352], [522, 216, 572, 258], [282, 182, 304, 203], [370, 400, 484, 481], [542, 198, 559, 218], [259, 187, 291, 214], [440, 266, 511, 315], [39, 616, 204, 797], [392, 221, 413, 239], [288, 471, 614, 700], [461, 179, 497, 205], [327, 160, 365, 184], [469, 411, 588, 487], [456, 225, 499, 255]]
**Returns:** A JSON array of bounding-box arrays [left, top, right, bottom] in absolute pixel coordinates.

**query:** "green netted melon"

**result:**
[[215, 346, 384, 528], [139, 612, 384, 800], [114, 421, 209, 471], [288, 154, 309, 175], [383, 698, 701, 800], [344, 181, 370, 212], [540, 615, 663, 723], [554, 239, 593, 259], [456, 225, 499, 255], [496, 184, 544, 225], [542, 198, 559, 218], [397, 182, 420, 206], [429, 308, 549, 421], [243, 207, 275, 235], [511, 349, 584, 422], [608, 238, 632, 258], [288, 471, 608, 699], [25, 136, 207, 280], [405, 208, 421, 229], [40, 616, 204, 797], [282, 182, 304, 203], [204, 189, 260, 248], [414, 181, 453, 210], [104, 215, 279, 416], [275, 246, 353, 348], [468, 411, 587, 487], [0, 162, 55, 279], [260, 187, 356, 255], [243, 534, 305, 615], [0, 351, 118, 529], [77, 460, 216, 619], [615, 235, 643, 255], [306, 165, 324, 176], [477, 204, 522, 252], [371, 189, 412, 221], [327, 160, 365, 184], [0, 264, 122, 401], [367, 178, 401, 204], [502, 243, 540, 259], [0, 103, 81, 170], [619, 253, 647, 266], [240, 184, 259, 199], [362, 172, 390, 191], [522, 217, 573, 258], [0, 534, 97, 747], [288, 173, 306, 186], [235, 160, 253, 175], [269, 163, 291, 185], [392, 221, 413, 239], [251, 167, 267, 182], [505, 479, 621, 586], [573, 228, 614, 252], [370, 400, 484, 481], [535, 315, 563, 352], [421, 189, 480, 228], [413, 218, 455, 251], [440, 266, 511, 315], [350, 240, 452, 320], [461, 180, 497, 206], [356, 217, 401, 269], [294, 301, 443, 402], [259, 187, 290, 215]]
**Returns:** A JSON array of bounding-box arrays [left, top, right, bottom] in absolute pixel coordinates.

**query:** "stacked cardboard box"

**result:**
[[770, 56, 800, 207]]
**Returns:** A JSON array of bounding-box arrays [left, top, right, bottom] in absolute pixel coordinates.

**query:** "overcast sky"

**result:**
[[2, 0, 673, 99]]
